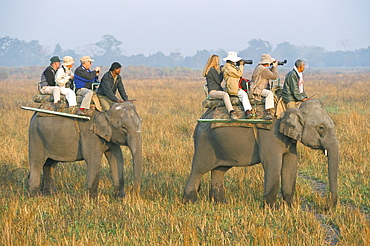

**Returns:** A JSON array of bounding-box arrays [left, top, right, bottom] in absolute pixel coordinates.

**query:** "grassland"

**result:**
[[0, 67, 369, 245]]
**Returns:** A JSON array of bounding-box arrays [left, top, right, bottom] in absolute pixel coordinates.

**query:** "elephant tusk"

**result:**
[[324, 149, 328, 157], [136, 130, 141, 133]]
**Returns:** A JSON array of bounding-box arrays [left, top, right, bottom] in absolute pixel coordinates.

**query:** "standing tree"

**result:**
[[95, 35, 123, 57]]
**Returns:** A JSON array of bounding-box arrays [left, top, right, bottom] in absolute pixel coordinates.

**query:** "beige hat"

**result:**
[[259, 54, 275, 64], [80, 56, 94, 63], [62, 56, 75, 66], [223, 51, 242, 62]]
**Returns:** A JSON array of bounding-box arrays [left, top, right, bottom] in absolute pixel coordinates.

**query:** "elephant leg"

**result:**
[[210, 166, 231, 203], [29, 158, 47, 197], [105, 146, 125, 198], [85, 157, 102, 198], [41, 159, 58, 195], [281, 152, 298, 207], [183, 169, 205, 203], [262, 156, 283, 207]]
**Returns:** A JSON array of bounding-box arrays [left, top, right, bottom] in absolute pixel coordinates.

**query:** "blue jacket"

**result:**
[[74, 65, 97, 89]]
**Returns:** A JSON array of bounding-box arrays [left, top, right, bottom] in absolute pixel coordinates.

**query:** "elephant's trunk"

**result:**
[[324, 140, 339, 206], [128, 131, 143, 195]]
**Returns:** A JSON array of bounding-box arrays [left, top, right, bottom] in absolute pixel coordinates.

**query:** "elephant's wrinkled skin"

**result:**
[[28, 102, 142, 198], [183, 100, 339, 207]]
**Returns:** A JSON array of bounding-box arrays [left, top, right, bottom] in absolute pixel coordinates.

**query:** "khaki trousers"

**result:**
[[209, 90, 233, 112], [40, 86, 61, 103], [97, 94, 113, 111]]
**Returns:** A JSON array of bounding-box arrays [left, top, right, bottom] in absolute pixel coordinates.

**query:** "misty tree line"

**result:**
[[1, 35, 369, 68]]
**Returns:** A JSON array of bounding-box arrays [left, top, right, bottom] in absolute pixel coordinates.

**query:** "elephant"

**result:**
[[28, 102, 142, 198], [183, 99, 339, 207]]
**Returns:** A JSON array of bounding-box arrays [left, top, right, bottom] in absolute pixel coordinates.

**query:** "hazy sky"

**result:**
[[1, 0, 369, 56]]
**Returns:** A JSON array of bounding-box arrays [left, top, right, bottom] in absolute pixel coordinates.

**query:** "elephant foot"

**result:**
[[183, 191, 198, 203], [29, 187, 42, 197], [42, 187, 57, 196], [114, 187, 126, 199], [88, 188, 98, 199], [210, 187, 227, 204]]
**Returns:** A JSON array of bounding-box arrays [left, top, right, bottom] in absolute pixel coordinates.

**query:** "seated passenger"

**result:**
[[282, 59, 309, 108], [74, 56, 101, 115], [203, 55, 237, 120], [55, 56, 77, 114], [97, 62, 129, 111], [39, 56, 62, 109], [222, 51, 252, 118], [250, 54, 279, 120]]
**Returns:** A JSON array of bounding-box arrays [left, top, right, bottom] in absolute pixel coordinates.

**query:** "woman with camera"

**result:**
[[250, 54, 279, 120], [222, 51, 253, 118], [203, 54, 238, 120]]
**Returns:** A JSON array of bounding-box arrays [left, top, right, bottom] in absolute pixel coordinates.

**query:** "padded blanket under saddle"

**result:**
[[206, 100, 273, 130], [32, 94, 96, 117]]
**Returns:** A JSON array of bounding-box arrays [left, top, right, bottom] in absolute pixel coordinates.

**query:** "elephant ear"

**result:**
[[279, 108, 304, 141], [89, 113, 112, 142]]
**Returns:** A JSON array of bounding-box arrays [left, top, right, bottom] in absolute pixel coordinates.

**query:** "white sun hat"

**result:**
[[222, 51, 242, 62]]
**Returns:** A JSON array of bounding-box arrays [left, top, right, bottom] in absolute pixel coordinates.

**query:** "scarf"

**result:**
[[294, 66, 304, 94]]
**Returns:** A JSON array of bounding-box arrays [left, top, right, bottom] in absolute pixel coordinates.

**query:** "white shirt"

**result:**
[[55, 66, 74, 88]]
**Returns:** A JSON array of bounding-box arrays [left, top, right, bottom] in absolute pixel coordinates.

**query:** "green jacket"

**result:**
[[282, 69, 307, 103]]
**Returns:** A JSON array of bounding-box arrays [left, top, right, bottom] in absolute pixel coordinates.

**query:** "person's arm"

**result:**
[[55, 68, 70, 87], [100, 73, 120, 101], [117, 77, 129, 101], [75, 67, 97, 80], [225, 64, 244, 78], [262, 66, 279, 80]]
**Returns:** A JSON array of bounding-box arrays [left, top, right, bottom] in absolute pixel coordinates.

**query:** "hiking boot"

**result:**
[[76, 109, 85, 116], [230, 110, 238, 120], [245, 110, 252, 119], [68, 106, 76, 114], [265, 110, 273, 120], [54, 101, 61, 111]]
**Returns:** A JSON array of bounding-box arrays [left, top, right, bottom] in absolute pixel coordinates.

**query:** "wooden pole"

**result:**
[[21, 106, 91, 120], [197, 119, 272, 124]]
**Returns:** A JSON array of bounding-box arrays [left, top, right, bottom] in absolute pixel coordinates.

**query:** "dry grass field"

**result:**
[[0, 67, 369, 245]]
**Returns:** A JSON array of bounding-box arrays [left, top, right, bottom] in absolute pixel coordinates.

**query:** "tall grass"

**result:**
[[0, 68, 369, 245]]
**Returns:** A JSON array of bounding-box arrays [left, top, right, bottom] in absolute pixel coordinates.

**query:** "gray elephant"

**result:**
[[28, 102, 142, 198], [183, 99, 339, 207]]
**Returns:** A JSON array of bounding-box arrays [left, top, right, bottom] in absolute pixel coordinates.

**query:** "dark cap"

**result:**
[[50, 56, 61, 63], [109, 62, 122, 71]]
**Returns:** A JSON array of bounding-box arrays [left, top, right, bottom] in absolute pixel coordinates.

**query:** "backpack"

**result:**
[[239, 78, 251, 92]]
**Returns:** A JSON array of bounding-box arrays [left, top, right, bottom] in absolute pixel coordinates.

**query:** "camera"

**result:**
[[272, 59, 287, 66], [237, 59, 253, 66]]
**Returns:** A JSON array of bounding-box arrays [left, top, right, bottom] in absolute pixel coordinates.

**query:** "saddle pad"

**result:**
[[210, 105, 273, 130]]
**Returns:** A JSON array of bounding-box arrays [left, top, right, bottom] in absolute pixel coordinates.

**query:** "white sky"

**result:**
[[1, 0, 369, 56]]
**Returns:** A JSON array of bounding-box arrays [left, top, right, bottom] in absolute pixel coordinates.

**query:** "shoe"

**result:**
[[54, 101, 61, 111], [68, 106, 76, 114], [230, 110, 238, 120], [76, 109, 85, 116], [245, 110, 252, 119], [264, 111, 273, 120]]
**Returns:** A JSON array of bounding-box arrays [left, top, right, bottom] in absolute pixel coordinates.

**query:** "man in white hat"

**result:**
[[250, 54, 279, 120], [55, 56, 78, 114], [74, 56, 101, 115], [222, 51, 253, 119]]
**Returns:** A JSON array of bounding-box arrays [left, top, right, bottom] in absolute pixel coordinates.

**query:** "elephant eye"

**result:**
[[317, 125, 326, 134]]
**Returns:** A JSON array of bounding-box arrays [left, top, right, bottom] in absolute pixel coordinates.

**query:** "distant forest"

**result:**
[[1, 35, 369, 68]]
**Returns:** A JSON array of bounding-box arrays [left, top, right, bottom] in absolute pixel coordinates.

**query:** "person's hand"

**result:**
[[238, 60, 244, 66], [95, 67, 101, 74], [272, 60, 278, 67]]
